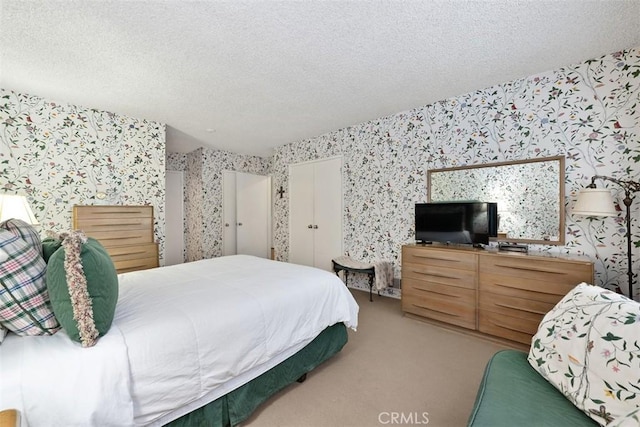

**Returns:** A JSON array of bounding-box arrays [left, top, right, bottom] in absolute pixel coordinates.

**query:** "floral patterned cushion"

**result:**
[[528, 283, 640, 426], [610, 407, 640, 427]]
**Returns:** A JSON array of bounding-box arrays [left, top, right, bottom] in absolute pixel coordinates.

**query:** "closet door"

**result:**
[[222, 171, 237, 256], [313, 157, 343, 271], [289, 162, 315, 266], [289, 157, 342, 271]]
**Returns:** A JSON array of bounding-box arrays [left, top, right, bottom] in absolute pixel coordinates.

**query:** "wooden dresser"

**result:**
[[73, 205, 159, 274], [401, 244, 594, 345]]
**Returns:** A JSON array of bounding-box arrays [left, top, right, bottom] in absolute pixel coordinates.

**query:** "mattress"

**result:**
[[0, 255, 359, 426]]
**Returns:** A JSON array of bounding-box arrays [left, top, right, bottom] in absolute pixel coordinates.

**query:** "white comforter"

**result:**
[[0, 255, 359, 426]]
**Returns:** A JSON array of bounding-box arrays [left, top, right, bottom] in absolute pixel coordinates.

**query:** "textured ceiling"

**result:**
[[1, 1, 640, 156]]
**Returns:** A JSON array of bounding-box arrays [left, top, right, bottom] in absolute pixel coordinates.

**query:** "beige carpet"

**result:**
[[243, 289, 515, 427]]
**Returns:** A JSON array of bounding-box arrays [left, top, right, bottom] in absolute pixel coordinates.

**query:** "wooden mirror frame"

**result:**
[[427, 156, 565, 245]]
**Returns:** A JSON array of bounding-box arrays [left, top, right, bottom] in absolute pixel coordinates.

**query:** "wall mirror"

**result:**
[[427, 156, 565, 245]]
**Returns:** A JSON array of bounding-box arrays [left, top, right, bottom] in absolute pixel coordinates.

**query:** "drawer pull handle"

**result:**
[[412, 304, 460, 317], [118, 250, 148, 256], [492, 282, 560, 297], [93, 210, 147, 215], [489, 320, 529, 334], [411, 270, 460, 280], [100, 235, 145, 241], [494, 302, 546, 315], [492, 264, 566, 275], [92, 222, 143, 227], [416, 287, 460, 298], [412, 254, 460, 262]]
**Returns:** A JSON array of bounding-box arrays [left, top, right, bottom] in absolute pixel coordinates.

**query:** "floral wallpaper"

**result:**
[[167, 148, 270, 261], [271, 47, 640, 300], [0, 89, 167, 263], [185, 149, 204, 262], [166, 152, 186, 172]]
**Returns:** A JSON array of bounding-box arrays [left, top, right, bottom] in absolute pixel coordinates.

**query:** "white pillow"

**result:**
[[528, 283, 640, 426]]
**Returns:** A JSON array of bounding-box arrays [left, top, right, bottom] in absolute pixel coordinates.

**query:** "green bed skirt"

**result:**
[[165, 322, 348, 427]]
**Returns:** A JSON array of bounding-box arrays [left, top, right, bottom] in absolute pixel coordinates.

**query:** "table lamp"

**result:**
[[0, 194, 39, 225]]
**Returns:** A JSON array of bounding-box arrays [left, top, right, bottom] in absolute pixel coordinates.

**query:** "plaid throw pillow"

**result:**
[[0, 229, 59, 335], [0, 218, 43, 256]]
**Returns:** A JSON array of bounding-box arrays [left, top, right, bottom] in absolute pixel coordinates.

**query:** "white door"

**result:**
[[165, 171, 184, 266], [289, 157, 342, 271], [313, 157, 343, 271], [289, 162, 315, 266], [222, 171, 237, 256], [236, 172, 271, 258], [222, 171, 271, 258]]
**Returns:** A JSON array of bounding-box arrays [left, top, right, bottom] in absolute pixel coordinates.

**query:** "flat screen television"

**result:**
[[415, 202, 498, 246]]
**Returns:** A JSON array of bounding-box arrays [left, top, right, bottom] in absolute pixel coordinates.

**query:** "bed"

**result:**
[[0, 254, 359, 426]]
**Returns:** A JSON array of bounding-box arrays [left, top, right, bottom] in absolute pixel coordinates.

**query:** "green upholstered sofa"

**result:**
[[467, 349, 597, 426]]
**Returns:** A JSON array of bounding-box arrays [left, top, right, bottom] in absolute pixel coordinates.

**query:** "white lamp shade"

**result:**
[[573, 188, 617, 217], [0, 194, 39, 225]]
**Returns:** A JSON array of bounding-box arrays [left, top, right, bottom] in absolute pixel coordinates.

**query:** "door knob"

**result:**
[[308, 224, 313, 229], [225, 223, 229, 227], [313, 225, 318, 229], [238, 222, 243, 226]]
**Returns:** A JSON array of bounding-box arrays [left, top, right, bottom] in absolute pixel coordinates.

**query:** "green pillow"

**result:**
[[46, 233, 118, 347], [42, 237, 62, 263]]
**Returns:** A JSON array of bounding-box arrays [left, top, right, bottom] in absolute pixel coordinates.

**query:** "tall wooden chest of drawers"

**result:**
[[73, 205, 159, 274], [401, 244, 594, 345]]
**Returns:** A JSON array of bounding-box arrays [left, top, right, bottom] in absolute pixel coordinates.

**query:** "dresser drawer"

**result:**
[[113, 257, 159, 274], [478, 310, 540, 345], [479, 253, 593, 284], [74, 216, 153, 234], [403, 246, 477, 271], [479, 274, 577, 304], [107, 243, 158, 262], [402, 289, 476, 329], [403, 278, 476, 301], [479, 291, 552, 323], [107, 243, 159, 274], [73, 205, 154, 221], [84, 230, 154, 247], [403, 262, 476, 290]]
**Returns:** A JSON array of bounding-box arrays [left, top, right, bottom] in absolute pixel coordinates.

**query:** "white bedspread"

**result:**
[[0, 255, 359, 426]]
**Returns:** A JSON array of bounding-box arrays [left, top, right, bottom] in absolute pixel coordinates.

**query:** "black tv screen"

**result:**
[[415, 202, 498, 245]]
